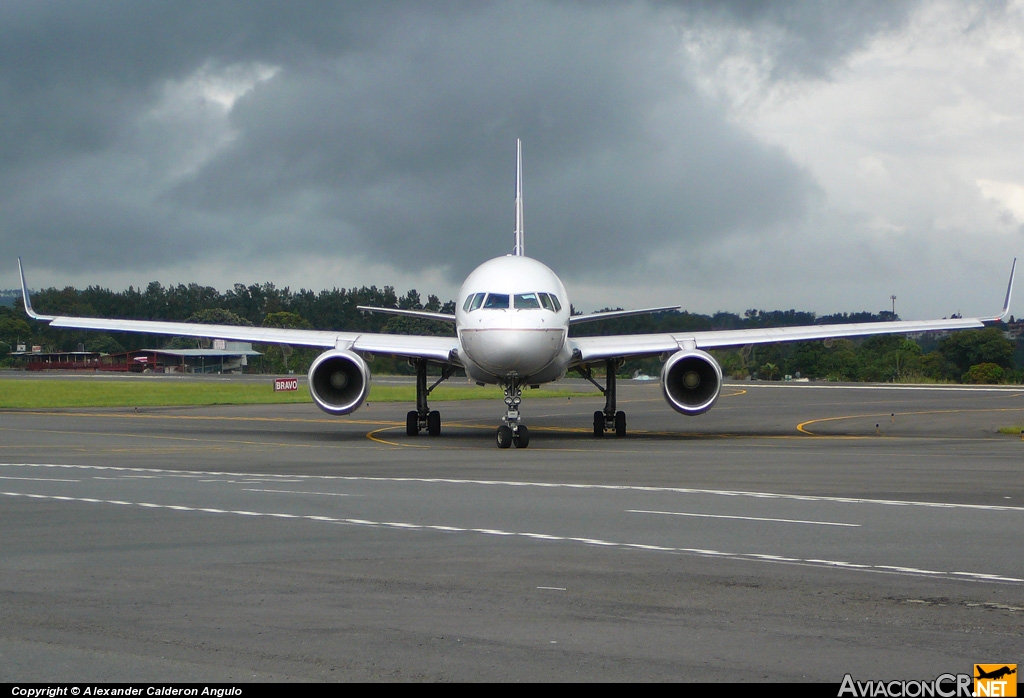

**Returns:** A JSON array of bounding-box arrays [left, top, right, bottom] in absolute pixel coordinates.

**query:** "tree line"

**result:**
[[0, 281, 1018, 383]]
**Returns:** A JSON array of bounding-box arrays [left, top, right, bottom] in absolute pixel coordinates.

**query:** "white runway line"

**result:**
[[627, 509, 861, 527], [0, 476, 79, 482], [2, 489, 1020, 585], [242, 488, 355, 497], [4, 463, 1022, 512]]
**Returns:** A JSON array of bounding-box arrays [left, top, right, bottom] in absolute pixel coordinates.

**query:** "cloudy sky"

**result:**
[[3, 0, 1023, 318]]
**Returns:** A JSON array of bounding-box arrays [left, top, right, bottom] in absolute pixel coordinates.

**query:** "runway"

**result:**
[[1, 379, 1022, 681]]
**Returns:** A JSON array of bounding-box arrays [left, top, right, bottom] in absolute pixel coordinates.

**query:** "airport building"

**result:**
[[9, 341, 260, 374]]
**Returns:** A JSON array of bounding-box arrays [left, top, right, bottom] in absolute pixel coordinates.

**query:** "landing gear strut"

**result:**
[[578, 360, 626, 437], [496, 376, 530, 448], [406, 359, 454, 437]]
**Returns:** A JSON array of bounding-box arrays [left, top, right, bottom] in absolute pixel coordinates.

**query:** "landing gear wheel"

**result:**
[[513, 424, 530, 448], [406, 410, 419, 436], [614, 411, 626, 437], [496, 425, 513, 449], [427, 410, 441, 436], [593, 411, 604, 437]]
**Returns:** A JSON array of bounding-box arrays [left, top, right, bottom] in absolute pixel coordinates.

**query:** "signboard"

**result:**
[[274, 378, 299, 392]]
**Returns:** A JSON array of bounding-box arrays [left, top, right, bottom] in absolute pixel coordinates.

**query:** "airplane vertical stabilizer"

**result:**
[[513, 139, 524, 257]]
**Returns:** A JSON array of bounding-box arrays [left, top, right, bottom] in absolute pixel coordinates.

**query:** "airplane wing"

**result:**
[[570, 316, 987, 363], [18, 260, 459, 364], [569, 306, 681, 325], [571, 260, 1015, 364], [356, 306, 456, 322]]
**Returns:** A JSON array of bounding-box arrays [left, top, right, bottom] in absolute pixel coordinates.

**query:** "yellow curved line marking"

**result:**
[[798, 406, 1024, 436], [365, 426, 432, 448], [797, 412, 883, 435]]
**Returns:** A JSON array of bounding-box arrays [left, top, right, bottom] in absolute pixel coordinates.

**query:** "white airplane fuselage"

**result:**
[[455, 255, 573, 386]]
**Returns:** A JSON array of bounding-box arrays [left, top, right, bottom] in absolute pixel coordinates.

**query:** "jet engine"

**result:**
[[661, 349, 722, 416], [307, 349, 370, 415]]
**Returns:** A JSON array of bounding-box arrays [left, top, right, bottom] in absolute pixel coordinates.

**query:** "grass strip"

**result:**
[[0, 378, 594, 409]]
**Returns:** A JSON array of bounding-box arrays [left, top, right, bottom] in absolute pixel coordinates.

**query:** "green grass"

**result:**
[[0, 377, 594, 409]]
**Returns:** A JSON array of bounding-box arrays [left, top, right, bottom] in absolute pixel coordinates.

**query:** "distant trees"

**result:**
[[936, 328, 1014, 379], [730, 328, 1016, 384], [0, 308, 33, 364], [963, 362, 1004, 384], [186, 309, 253, 326]]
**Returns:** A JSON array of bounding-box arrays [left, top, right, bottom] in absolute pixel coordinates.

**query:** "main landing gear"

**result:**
[[577, 360, 626, 438], [406, 359, 455, 437], [495, 376, 530, 449]]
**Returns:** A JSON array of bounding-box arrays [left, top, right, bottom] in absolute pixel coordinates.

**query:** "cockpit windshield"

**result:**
[[463, 292, 486, 312], [482, 293, 509, 309], [464, 292, 561, 312], [514, 293, 541, 309]]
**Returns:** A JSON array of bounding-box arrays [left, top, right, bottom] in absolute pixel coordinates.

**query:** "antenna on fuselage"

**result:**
[[513, 138, 524, 256]]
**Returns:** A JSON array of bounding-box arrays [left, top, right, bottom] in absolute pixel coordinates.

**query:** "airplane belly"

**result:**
[[460, 328, 565, 377]]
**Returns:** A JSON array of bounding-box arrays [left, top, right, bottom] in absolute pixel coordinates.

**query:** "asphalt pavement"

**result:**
[[1, 378, 1022, 681]]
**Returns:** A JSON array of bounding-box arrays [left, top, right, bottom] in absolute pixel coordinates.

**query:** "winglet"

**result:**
[[513, 138, 524, 257], [983, 257, 1015, 322], [17, 258, 56, 322]]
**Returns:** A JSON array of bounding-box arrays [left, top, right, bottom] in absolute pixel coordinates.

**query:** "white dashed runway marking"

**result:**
[[2, 462, 1021, 585]]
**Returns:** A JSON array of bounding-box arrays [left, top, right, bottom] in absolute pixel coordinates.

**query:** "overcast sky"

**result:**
[[3, 0, 1023, 318]]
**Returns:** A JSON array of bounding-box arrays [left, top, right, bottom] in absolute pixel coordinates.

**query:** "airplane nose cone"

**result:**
[[461, 328, 564, 376]]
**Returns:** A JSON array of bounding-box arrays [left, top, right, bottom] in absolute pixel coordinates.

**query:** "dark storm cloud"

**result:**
[[668, 0, 926, 78], [0, 1, 934, 285]]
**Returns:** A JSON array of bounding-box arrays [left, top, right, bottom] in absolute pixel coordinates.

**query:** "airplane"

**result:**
[[18, 140, 1016, 449], [975, 666, 1016, 681]]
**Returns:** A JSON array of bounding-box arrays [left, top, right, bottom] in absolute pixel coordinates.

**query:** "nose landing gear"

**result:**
[[496, 377, 530, 448]]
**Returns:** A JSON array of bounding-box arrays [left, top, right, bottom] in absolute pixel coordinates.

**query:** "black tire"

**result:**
[[615, 410, 626, 437], [593, 411, 604, 437], [496, 425, 513, 449], [513, 424, 530, 448], [427, 410, 441, 436], [406, 410, 419, 436]]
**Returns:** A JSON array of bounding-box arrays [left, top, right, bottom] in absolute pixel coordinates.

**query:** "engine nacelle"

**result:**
[[307, 349, 370, 416], [661, 349, 722, 416]]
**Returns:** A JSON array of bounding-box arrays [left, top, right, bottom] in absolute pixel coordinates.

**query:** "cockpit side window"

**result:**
[[548, 294, 562, 312], [538, 293, 555, 311], [514, 293, 541, 309], [467, 292, 485, 311], [482, 293, 509, 309]]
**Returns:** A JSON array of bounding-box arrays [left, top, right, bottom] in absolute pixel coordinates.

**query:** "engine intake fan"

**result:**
[[661, 349, 722, 416], [307, 349, 370, 415]]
